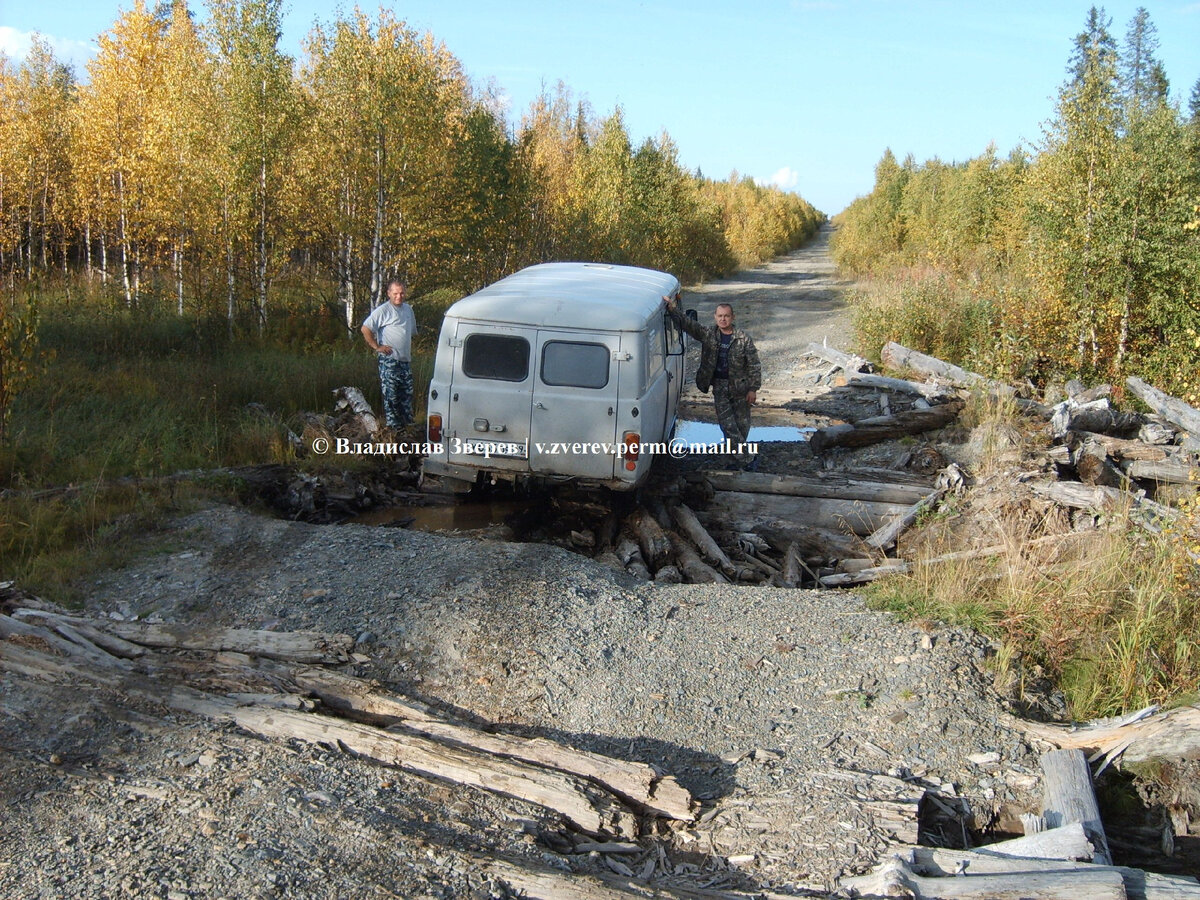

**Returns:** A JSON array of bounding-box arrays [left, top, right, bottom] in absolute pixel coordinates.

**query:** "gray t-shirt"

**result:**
[[363, 301, 417, 362]]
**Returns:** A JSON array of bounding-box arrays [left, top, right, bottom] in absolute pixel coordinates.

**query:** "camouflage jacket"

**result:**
[[668, 306, 762, 397]]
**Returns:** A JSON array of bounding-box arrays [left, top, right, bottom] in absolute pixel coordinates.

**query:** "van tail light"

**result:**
[[623, 431, 640, 471], [428, 413, 443, 444]]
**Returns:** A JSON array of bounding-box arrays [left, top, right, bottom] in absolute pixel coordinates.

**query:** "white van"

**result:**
[[423, 262, 687, 491]]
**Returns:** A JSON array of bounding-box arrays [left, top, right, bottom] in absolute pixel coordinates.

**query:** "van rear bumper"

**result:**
[[422, 458, 642, 491]]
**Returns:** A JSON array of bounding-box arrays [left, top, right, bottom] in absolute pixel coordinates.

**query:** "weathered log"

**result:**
[[1004, 704, 1200, 767], [802, 341, 870, 374], [864, 489, 944, 551], [1, 613, 137, 670], [192, 702, 639, 838], [977, 822, 1094, 861], [818, 563, 910, 587], [782, 543, 803, 587], [840, 852, 1126, 900], [626, 508, 671, 569], [704, 490, 909, 537], [1121, 458, 1199, 485], [1042, 749, 1112, 866], [905, 843, 1200, 900], [699, 513, 865, 560], [704, 470, 932, 505], [841, 372, 954, 401], [332, 386, 381, 436], [1052, 398, 1141, 439], [292, 669, 695, 822], [809, 400, 964, 454], [1126, 377, 1200, 437], [881, 342, 1015, 397], [1073, 432, 1169, 462], [615, 537, 651, 580], [1076, 439, 1125, 488], [666, 533, 726, 584], [669, 503, 735, 575], [42, 617, 356, 664], [1030, 481, 1126, 511]]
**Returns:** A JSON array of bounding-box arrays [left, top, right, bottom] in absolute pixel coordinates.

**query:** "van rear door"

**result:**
[[529, 331, 621, 481], [445, 324, 535, 474]]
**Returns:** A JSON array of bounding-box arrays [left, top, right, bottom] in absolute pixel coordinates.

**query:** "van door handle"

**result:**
[[607, 407, 614, 416], [535, 401, 546, 410]]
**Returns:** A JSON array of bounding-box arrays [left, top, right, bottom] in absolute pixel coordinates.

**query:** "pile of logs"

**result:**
[[842, 748, 1200, 899], [0, 592, 695, 841]]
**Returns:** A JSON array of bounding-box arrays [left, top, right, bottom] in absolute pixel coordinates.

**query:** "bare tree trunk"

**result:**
[[116, 171, 133, 308], [370, 128, 386, 307]]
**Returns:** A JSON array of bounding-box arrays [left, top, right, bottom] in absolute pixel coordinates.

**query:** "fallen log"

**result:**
[[615, 537, 651, 580], [864, 489, 944, 551], [782, 543, 804, 587], [666, 533, 726, 584], [802, 341, 870, 374], [48, 618, 356, 664], [1121, 458, 1199, 485], [818, 563, 910, 587], [704, 470, 932, 505], [841, 372, 954, 401], [1052, 398, 1141, 439], [182, 700, 639, 839], [700, 513, 865, 560], [840, 852, 1125, 900], [1126, 377, 1200, 437], [293, 669, 695, 822], [809, 400, 964, 454], [1072, 432, 1169, 462], [626, 508, 671, 570], [1076, 439, 1126, 488], [1042, 749, 1112, 866], [1003, 704, 1200, 768], [881, 342, 1014, 396], [904, 843, 1200, 900], [669, 503, 735, 575], [332, 386, 381, 436], [704, 490, 909, 537]]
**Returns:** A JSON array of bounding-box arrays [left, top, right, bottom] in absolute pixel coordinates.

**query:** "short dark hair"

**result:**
[[387, 278, 408, 291], [715, 303, 734, 315]]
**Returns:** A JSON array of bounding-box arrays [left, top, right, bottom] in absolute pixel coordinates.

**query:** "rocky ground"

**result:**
[[0, 229, 1168, 899]]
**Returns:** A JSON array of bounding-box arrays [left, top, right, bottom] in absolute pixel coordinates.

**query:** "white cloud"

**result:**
[[0, 27, 96, 76], [755, 166, 801, 191]]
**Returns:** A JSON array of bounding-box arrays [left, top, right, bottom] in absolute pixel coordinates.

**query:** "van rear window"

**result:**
[[462, 334, 530, 382], [541, 341, 610, 389]]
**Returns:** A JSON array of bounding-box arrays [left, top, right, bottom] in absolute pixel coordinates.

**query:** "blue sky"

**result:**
[[3, 1, 1198, 214]]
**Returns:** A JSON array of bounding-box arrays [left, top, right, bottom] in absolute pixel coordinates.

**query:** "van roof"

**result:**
[[446, 263, 681, 331]]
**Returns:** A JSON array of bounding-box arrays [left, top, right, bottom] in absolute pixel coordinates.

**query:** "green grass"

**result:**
[[1, 292, 447, 601]]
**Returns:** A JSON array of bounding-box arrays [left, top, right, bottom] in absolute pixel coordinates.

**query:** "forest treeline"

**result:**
[[0, 0, 823, 333], [831, 6, 1200, 401]]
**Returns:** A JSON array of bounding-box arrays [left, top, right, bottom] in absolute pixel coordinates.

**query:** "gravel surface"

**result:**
[[0, 233, 1047, 899]]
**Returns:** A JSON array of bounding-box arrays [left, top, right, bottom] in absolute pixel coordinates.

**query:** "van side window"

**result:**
[[541, 341, 609, 389], [645, 318, 664, 384], [665, 311, 683, 355], [462, 334, 530, 382]]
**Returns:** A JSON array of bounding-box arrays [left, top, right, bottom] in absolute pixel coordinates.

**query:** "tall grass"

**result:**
[[1, 292, 449, 600]]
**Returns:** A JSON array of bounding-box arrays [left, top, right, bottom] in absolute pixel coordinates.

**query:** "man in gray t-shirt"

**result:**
[[361, 279, 418, 429]]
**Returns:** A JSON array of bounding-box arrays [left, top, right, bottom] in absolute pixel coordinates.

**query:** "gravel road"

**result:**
[[0, 233, 1047, 900]]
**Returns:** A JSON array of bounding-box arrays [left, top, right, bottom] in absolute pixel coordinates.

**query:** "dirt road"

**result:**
[[685, 224, 856, 390]]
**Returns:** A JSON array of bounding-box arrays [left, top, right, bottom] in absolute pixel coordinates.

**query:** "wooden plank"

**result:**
[[705, 491, 908, 537], [1042, 749, 1112, 866], [704, 470, 931, 505]]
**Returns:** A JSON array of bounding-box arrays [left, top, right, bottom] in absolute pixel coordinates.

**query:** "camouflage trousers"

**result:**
[[378, 357, 413, 429], [712, 378, 752, 458]]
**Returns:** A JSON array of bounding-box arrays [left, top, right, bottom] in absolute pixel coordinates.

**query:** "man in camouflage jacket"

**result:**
[[664, 294, 761, 468]]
